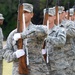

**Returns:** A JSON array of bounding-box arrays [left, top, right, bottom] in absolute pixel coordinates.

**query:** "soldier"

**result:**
[[58, 6, 66, 23], [60, 7, 75, 75], [41, 8, 56, 62], [69, 8, 74, 20], [43, 7, 67, 75], [65, 11, 68, 20], [69, 8, 75, 21], [0, 13, 4, 75], [69, 8, 75, 75], [3, 3, 50, 75]]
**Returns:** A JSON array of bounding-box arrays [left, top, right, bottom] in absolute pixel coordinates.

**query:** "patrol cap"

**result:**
[[44, 8, 55, 16], [23, 3, 33, 12], [69, 8, 74, 16], [58, 6, 64, 13], [43, 8, 48, 16], [48, 8, 55, 16], [0, 13, 4, 20], [53, 6, 64, 14]]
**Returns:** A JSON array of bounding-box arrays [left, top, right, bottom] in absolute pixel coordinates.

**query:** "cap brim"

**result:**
[[23, 9, 31, 12], [70, 14, 73, 16], [0, 17, 4, 19], [48, 13, 54, 16]]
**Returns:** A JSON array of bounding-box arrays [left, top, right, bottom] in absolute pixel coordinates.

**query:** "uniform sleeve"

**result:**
[[47, 27, 66, 47], [34, 25, 47, 38], [3, 30, 17, 63], [66, 21, 75, 37], [21, 25, 47, 39], [0, 41, 3, 60], [0, 28, 4, 60]]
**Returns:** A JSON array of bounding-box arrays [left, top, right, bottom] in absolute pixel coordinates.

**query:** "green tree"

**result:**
[[0, 0, 75, 39]]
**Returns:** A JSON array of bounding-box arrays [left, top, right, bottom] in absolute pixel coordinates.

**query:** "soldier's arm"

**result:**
[[3, 30, 18, 63], [21, 25, 47, 39], [66, 21, 75, 37], [34, 25, 47, 38], [0, 41, 3, 60], [47, 27, 66, 47], [0, 28, 4, 60]]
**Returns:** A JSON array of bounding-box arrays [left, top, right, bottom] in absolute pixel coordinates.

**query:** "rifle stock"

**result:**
[[43, 0, 49, 25], [17, 2, 29, 74], [68, 2, 70, 20], [42, 7, 49, 61], [55, 0, 59, 25], [74, 2, 75, 15], [43, 11, 49, 25], [42, 40, 47, 61], [55, 5, 58, 25]]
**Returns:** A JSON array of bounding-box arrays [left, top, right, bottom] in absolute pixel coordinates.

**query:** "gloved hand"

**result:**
[[42, 49, 46, 54], [14, 49, 25, 58], [13, 33, 21, 41], [45, 36, 51, 42]]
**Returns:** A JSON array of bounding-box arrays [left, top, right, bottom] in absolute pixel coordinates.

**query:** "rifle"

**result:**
[[68, 2, 70, 20], [73, 2, 75, 15], [74, 2, 75, 21], [42, 0, 59, 62], [42, 0, 49, 62], [55, 0, 59, 25], [17, 0, 28, 74], [43, 7, 49, 25]]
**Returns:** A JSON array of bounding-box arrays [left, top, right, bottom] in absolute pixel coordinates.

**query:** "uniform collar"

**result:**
[[48, 25, 58, 33], [26, 22, 34, 30]]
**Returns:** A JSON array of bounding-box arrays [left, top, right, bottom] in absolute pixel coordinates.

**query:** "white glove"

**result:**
[[13, 33, 21, 41], [14, 49, 25, 58], [42, 49, 46, 54]]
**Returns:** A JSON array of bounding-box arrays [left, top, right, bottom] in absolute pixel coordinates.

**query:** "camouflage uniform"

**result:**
[[60, 20, 75, 75], [0, 27, 3, 75], [3, 22, 50, 75], [45, 25, 67, 75], [0, 13, 4, 75]]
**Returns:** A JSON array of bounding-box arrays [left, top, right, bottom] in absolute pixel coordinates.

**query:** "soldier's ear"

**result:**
[[31, 13, 34, 18], [53, 16, 56, 20]]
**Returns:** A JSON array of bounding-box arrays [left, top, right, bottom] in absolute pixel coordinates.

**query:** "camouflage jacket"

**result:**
[[46, 20, 75, 71], [0, 27, 3, 60], [45, 25, 67, 70], [3, 22, 49, 75]]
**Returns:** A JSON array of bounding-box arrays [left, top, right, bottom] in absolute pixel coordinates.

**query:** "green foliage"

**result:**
[[0, 0, 75, 40], [0, 0, 18, 39]]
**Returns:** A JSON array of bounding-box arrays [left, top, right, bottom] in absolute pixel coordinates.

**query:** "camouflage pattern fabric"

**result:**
[[48, 20, 75, 75], [45, 25, 67, 75], [3, 22, 50, 75], [0, 27, 3, 75]]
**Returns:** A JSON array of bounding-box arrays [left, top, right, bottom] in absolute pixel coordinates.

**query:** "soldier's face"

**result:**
[[48, 15, 54, 23], [62, 11, 66, 19], [65, 12, 68, 19], [0, 19, 3, 25], [24, 11, 33, 24], [71, 15, 75, 21], [59, 13, 64, 22], [59, 13, 62, 20], [73, 15, 75, 21], [48, 15, 55, 28]]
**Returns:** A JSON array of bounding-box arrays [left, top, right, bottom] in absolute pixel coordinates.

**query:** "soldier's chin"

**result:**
[[0, 23, 3, 25]]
